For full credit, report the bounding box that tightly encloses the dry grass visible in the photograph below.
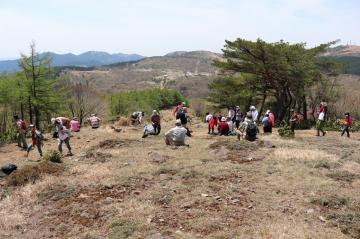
[1,112,360,238]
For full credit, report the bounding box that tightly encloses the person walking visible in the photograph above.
[13,115,28,150]
[341,112,352,138]
[316,109,326,136]
[58,126,73,156]
[26,125,43,158]
[208,114,218,134]
[234,106,242,129]
[151,110,161,135]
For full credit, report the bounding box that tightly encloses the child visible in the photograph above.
[341,112,352,138]
[209,115,218,134]
[26,125,43,158]
[58,126,73,156]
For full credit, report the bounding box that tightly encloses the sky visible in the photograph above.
[0,0,359,58]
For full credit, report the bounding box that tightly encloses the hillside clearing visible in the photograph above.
[1,112,360,238]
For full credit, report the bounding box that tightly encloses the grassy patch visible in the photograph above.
[6,162,64,187]
[310,195,348,209]
[326,170,359,182]
[155,167,179,176]
[42,150,62,163]
[109,219,137,239]
[181,169,201,180]
[37,183,76,201]
[327,212,360,239]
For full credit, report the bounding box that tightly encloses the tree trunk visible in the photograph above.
[34,106,40,129]
[28,97,33,124]
[302,94,308,122]
[258,90,267,119]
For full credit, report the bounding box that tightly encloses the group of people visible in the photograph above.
[205,106,275,141]
[14,114,101,159]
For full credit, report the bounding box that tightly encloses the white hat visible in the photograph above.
[175,119,182,125]
[221,117,226,122]
[250,106,256,111]
[29,124,34,128]
[266,110,270,114]
[51,118,56,124]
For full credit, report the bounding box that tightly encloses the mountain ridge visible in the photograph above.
[0,51,144,72]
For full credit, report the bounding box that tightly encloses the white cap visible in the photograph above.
[175,119,182,125]
[250,106,256,111]
[221,117,226,122]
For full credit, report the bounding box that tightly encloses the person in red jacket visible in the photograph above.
[217,117,230,136]
[209,114,218,134]
[266,110,275,133]
[341,112,352,138]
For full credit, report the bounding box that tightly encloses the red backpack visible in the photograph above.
[20,120,27,130]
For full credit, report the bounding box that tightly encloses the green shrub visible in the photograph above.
[109,219,137,239]
[107,88,187,117]
[278,125,294,138]
[0,127,17,145]
[43,150,62,163]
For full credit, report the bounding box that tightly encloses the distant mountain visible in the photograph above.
[323,45,360,76]
[61,50,221,98]
[0,51,144,72]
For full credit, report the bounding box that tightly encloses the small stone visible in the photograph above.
[201,193,209,197]
[306,209,314,214]
[159,174,170,181]
[319,216,326,222]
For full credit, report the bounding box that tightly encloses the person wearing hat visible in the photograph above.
[249,106,259,123]
[70,117,80,132]
[217,117,230,136]
[87,113,101,129]
[164,119,188,146]
[13,115,28,150]
[341,112,352,137]
[151,110,161,135]
[26,124,43,158]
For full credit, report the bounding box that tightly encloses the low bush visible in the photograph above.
[323,119,360,132]
[42,150,62,163]
[278,125,294,138]
[109,219,137,239]
[108,88,187,117]
[6,162,64,186]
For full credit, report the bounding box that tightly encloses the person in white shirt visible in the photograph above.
[249,106,259,123]
[165,119,188,146]
[58,126,73,156]
[205,112,213,123]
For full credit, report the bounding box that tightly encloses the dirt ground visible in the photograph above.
[1,111,360,239]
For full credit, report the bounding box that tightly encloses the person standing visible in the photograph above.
[262,114,271,133]
[58,126,73,156]
[289,109,300,133]
[13,115,28,149]
[249,106,259,123]
[341,112,352,138]
[267,110,275,133]
[234,106,242,129]
[151,110,161,135]
[208,114,218,134]
[316,109,326,136]
[26,125,43,158]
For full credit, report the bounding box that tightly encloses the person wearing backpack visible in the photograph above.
[13,115,28,149]
[26,125,43,158]
[262,113,271,133]
[341,112,352,138]
[151,110,161,135]
[246,119,258,141]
